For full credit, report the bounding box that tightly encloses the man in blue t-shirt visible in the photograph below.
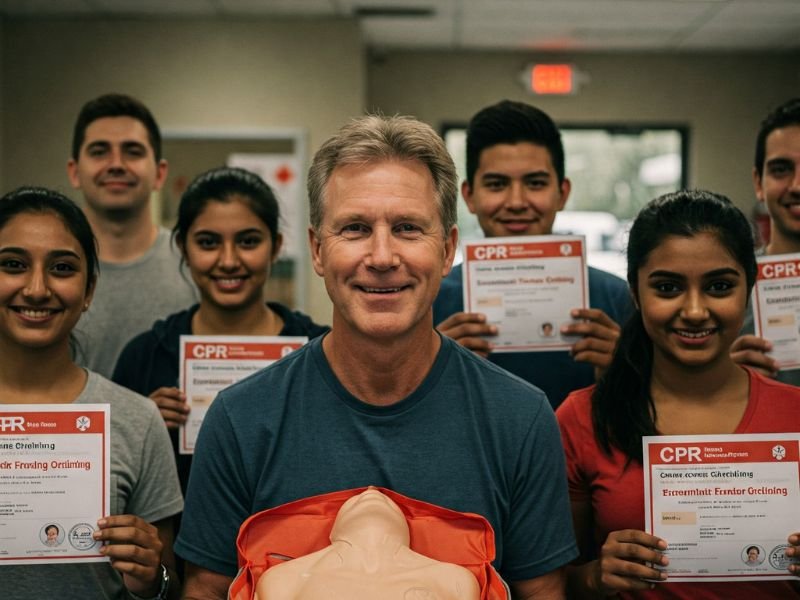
[433,100,632,408]
[177,115,577,599]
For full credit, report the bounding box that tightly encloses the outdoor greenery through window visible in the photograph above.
[442,124,688,279]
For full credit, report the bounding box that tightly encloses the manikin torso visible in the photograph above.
[255,489,480,600]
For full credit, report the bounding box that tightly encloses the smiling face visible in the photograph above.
[463,142,570,238]
[182,197,280,313]
[310,159,457,341]
[0,212,94,351]
[67,116,167,218]
[754,124,800,252]
[636,232,747,372]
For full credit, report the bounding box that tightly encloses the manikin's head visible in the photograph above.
[330,488,410,546]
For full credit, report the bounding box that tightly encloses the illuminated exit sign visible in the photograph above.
[524,64,581,95]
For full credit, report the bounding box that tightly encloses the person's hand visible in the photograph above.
[588,529,669,595]
[562,308,621,379]
[787,532,800,576]
[149,386,189,429]
[730,335,779,377]
[94,515,164,597]
[436,312,497,358]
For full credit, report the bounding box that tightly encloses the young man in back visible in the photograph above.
[67,93,196,378]
[731,97,800,385]
[433,100,632,408]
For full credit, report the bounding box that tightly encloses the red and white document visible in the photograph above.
[0,404,110,565]
[752,253,800,370]
[179,336,307,454]
[643,433,800,582]
[461,235,588,352]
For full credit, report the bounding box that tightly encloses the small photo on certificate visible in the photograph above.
[643,433,800,583]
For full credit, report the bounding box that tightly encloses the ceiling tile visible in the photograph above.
[0,0,796,52]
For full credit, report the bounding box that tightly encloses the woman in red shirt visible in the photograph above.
[557,189,800,599]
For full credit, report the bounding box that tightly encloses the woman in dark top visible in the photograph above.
[113,167,328,492]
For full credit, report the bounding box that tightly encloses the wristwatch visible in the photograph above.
[128,564,170,600]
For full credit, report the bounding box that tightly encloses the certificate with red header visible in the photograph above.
[0,404,110,565]
[461,235,589,352]
[643,433,800,582]
[179,336,307,454]
[752,252,800,370]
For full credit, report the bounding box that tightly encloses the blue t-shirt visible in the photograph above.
[433,264,633,408]
[175,335,577,583]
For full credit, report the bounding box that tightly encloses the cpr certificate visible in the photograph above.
[752,253,800,370]
[461,235,588,352]
[0,404,110,565]
[643,433,800,582]
[179,336,307,454]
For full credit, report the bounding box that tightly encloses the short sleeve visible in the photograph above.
[127,404,183,523]
[500,401,578,582]
[556,391,593,503]
[174,393,252,576]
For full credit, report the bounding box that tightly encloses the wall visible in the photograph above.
[1,17,366,323]
[368,50,800,212]
[3,23,800,321]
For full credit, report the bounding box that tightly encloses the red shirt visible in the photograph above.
[556,368,800,599]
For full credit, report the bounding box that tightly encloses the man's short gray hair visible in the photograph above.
[308,115,457,236]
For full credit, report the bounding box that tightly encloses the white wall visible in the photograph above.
[1,17,366,323]
[368,50,800,212]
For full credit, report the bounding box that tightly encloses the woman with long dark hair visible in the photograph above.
[557,189,800,598]
[0,187,181,599]
[113,166,328,492]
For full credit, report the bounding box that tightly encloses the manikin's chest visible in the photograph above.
[292,569,463,600]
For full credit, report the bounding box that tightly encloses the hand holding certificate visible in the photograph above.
[93,514,166,597]
[179,335,307,454]
[751,253,800,371]
[643,433,800,582]
[461,235,589,352]
[0,404,110,565]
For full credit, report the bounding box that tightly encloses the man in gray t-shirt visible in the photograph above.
[67,94,196,377]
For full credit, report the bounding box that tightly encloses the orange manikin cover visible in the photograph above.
[230,486,510,600]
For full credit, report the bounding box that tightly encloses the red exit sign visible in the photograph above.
[529,64,576,95]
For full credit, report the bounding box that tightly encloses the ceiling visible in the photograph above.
[0,0,797,52]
